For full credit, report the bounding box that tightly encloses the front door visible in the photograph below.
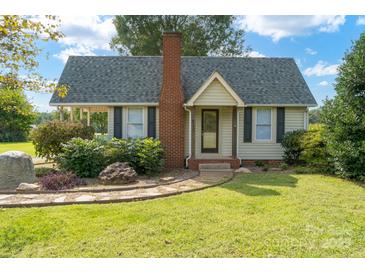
[202,109,219,153]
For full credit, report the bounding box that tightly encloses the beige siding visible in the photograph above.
[238,107,307,160]
[107,107,114,139]
[285,107,306,132]
[195,106,232,158]
[156,107,159,139]
[194,79,237,106]
[184,110,190,157]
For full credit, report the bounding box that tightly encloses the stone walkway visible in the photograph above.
[0,171,233,208]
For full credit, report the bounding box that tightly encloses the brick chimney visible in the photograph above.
[159,32,185,168]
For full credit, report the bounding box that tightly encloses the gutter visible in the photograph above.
[184,106,192,168]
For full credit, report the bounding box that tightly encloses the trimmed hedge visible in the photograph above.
[30,121,94,160]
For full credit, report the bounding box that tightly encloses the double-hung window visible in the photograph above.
[256,108,272,141]
[127,107,144,138]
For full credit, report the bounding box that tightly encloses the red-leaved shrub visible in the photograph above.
[39,172,86,191]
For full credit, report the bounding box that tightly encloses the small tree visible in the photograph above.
[0,88,35,141]
[322,33,365,181]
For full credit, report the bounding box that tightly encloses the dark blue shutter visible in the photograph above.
[244,107,252,143]
[147,107,156,138]
[114,107,123,138]
[276,107,285,143]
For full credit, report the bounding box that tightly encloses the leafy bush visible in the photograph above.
[279,162,289,170]
[39,172,85,191]
[255,160,265,167]
[56,138,106,178]
[35,167,58,177]
[30,121,94,160]
[281,129,305,165]
[300,124,334,173]
[106,138,164,174]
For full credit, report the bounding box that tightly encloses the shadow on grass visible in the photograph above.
[221,173,298,196]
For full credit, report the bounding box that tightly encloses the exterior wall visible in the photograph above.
[107,105,159,139]
[156,107,160,139]
[238,107,307,160]
[107,107,114,139]
[194,106,232,159]
[184,110,189,157]
[194,79,237,106]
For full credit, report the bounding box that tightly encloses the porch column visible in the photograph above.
[232,106,237,158]
[191,107,196,159]
[80,108,83,121]
[87,108,91,126]
[59,106,64,121]
[70,107,74,122]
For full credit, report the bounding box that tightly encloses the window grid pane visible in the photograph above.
[127,108,143,138]
[256,109,271,140]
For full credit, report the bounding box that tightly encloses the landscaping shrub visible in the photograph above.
[35,167,58,177]
[56,138,106,178]
[300,124,334,173]
[106,138,164,174]
[254,160,265,167]
[281,129,305,165]
[39,172,85,191]
[30,121,94,160]
[279,162,289,170]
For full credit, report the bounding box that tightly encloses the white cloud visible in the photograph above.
[318,81,329,86]
[304,61,339,77]
[247,50,266,57]
[54,44,96,63]
[305,48,317,55]
[51,16,116,63]
[356,17,365,25]
[240,16,345,42]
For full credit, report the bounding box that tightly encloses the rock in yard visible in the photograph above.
[269,167,282,172]
[0,151,36,190]
[99,162,137,185]
[234,167,252,173]
[159,176,175,183]
[16,183,40,192]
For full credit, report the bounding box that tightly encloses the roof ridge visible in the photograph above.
[67,55,294,60]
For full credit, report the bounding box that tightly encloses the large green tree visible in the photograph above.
[321,33,365,181]
[0,15,67,96]
[0,88,35,142]
[111,16,248,56]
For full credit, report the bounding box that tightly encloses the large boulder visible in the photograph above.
[16,182,41,192]
[0,151,36,190]
[99,162,137,185]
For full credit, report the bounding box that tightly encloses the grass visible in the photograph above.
[0,173,364,257]
[0,142,35,156]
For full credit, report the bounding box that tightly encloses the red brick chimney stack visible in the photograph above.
[159,32,185,168]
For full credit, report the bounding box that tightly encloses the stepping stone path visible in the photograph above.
[0,171,233,208]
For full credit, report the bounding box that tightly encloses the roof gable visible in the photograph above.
[186,71,244,106]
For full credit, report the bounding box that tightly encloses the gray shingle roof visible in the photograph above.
[50,56,317,106]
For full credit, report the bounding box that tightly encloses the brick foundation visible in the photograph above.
[188,158,241,171]
[241,159,283,166]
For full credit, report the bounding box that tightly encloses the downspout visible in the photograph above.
[184,105,192,168]
[236,108,242,166]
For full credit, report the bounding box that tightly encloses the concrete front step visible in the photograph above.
[199,163,231,171]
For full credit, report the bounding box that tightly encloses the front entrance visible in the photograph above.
[201,109,219,153]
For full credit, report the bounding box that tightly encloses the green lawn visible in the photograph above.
[0,173,364,257]
[0,142,35,156]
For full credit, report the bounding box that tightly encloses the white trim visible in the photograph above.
[246,103,317,107]
[253,107,274,143]
[236,108,242,166]
[50,102,159,106]
[185,71,245,107]
[184,106,192,168]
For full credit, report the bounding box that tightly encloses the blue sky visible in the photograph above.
[27,15,365,112]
